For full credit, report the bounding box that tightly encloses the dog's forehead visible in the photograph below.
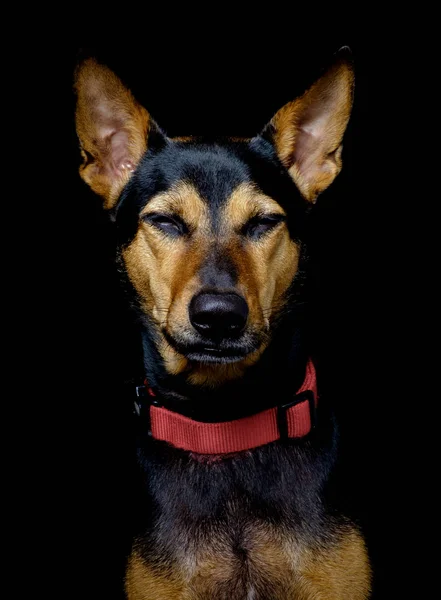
[132,139,305,211]
[138,142,252,210]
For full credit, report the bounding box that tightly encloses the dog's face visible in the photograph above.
[75,55,353,386]
[118,145,303,385]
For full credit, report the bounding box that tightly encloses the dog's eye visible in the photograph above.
[142,213,189,237]
[242,214,285,239]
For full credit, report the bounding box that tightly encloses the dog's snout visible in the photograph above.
[189,292,248,339]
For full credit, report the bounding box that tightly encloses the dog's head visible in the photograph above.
[74,52,353,387]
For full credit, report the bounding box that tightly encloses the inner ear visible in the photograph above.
[262,50,354,203]
[74,58,165,209]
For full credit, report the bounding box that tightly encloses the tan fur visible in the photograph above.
[126,525,370,599]
[270,59,354,202]
[74,59,150,209]
[125,554,185,599]
[296,529,371,599]
[122,182,299,387]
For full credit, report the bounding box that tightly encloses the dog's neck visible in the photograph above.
[140,318,310,423]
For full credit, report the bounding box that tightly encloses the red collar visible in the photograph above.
[148,360,318,455]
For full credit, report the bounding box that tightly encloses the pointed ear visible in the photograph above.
[262,50,354,202]
[74,58,162,209]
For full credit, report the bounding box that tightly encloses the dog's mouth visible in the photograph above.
[162,329,264,364]
[185,345,251,364]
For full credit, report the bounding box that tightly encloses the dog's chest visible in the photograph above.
[172,517,303,595]
[125,518,370,599]
[127,519,304,599]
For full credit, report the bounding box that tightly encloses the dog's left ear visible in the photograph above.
[262,49,354,202]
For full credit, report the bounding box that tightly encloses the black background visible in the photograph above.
[27,29,428,599]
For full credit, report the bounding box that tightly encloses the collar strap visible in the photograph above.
[148,360,317,455]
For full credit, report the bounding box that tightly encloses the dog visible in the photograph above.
[74,48,371,599]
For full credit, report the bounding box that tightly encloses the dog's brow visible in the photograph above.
[221,183,286,226]
[140,183,206,217]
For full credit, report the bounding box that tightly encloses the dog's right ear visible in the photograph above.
[74,58,163,210]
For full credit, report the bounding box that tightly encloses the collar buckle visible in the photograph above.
[277,389,316,440]
[133,384,147,417]
[134,383,161,409]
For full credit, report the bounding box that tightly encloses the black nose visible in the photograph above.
[189,292,249,339]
